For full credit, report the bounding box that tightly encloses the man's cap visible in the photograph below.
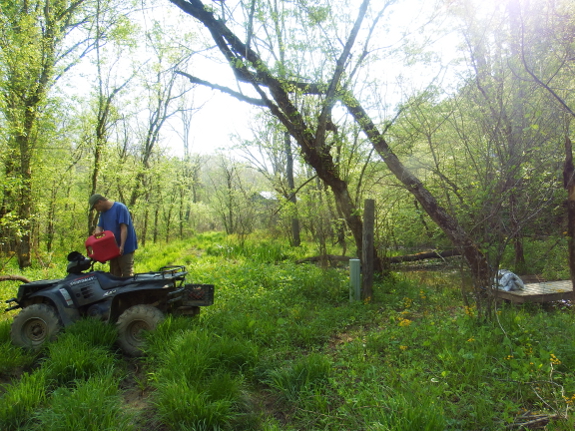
[89,194,105,210]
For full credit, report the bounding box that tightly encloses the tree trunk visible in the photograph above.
[165,204,172,243]
[153,208,159,244]
[16,134,33,269]
[46,186,57,253]
[285,132,301,247]
[88,139,103,234]
[141,208,149,247]
[362,199,374,301]
[563,137,575,284]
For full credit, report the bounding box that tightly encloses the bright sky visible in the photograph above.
[164,87,256,157]
[59,0,467,159]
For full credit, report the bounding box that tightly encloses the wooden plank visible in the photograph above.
[496,280,574,303]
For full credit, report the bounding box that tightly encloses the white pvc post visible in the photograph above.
[349,258,361,302]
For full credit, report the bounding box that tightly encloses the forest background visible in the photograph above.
[1,0,575,314]
[2,1,575,429]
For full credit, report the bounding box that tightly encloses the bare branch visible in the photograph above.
[175,71,266,106]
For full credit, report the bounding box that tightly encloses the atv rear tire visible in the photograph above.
[116,305,164,357]
[11,304,62,350]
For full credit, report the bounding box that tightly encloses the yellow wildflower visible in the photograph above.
[550,353,562,365]
[398,318,412,327]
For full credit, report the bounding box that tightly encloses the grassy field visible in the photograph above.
[1,233,574,430]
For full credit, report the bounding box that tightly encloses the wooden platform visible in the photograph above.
[496,280,574,303]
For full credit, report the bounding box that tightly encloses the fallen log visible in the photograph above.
[296,250,460,266]
[0,275,31,283]
[295,255,351,265]
[387,249,460,264]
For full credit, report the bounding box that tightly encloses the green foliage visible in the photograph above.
[204,236,292,263]
[499,237,570,279]
[134,238,196,272]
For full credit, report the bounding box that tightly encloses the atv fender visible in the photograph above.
[24,290,81,326]
[108,284,173,322]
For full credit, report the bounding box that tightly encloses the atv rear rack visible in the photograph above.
[132,265,188,282]
[159,265,186,276]
[167,283,215,306]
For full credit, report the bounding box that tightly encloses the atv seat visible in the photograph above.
[93,272,135,290]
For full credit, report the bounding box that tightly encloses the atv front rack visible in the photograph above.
[5,279,63,312]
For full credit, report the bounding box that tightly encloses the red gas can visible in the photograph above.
[85,231,121,263]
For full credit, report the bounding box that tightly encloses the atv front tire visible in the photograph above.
[11,303,62,350]
[116,305,164,357]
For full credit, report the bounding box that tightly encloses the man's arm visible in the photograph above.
[119,223,128,255]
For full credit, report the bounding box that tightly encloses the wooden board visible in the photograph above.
[496,280,574,303]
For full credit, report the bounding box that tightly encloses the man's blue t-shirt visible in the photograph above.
[97,202,138,254]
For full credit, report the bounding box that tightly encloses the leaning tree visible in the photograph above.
[167,0,497,311]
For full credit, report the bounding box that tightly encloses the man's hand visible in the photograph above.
[93,226,104,235]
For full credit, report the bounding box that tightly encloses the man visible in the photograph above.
[89,194,137,277]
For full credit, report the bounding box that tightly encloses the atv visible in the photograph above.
[5,252,214,356]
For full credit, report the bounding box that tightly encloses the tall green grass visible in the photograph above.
[32,372,134,431]
[0,319,127,431]
[0,320,37,373]
[0,370,48,430]
[146,325,258,430]
[267,353,332,404]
